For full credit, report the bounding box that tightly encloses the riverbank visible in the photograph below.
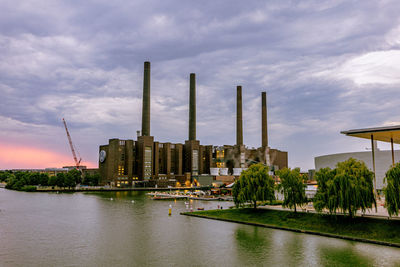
[20,186,211,192]
[181,208,400,248]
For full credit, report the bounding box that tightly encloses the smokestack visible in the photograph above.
[236,86,243,146]
[189,73,196,140]
[262,91,268,147]
[141,61,150,136]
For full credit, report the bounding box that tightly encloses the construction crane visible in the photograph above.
[62,118,82,169]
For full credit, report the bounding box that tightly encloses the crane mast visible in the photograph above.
[62,118,81,169]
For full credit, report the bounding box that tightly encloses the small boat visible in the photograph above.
[197,207,204,210]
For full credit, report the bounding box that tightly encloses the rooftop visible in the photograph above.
[341,125,400,144]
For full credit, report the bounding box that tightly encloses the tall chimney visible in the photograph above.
[261,91,268,147]
[236,86,243,146]
[141,61,150,136]
[189,73,196,140]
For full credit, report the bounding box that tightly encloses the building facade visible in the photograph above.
[98,62,288,187]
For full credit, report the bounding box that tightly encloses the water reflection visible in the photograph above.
[318,244,374,267]
[234,227,271,265]
[1,189,400,267]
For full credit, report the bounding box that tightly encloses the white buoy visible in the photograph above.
[110,198,113,201]
[131,200,135,203]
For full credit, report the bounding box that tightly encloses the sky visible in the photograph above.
[1,0,400,170]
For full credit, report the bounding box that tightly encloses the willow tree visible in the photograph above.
[384,163,400,216]
[232,163,275,209]
[314,158,376,217]
[313,167,336,213]
[277,168,307,213]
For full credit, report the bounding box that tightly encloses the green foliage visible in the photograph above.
[314,158,376,217]
[0,170,13,182]
[82,173,100,186]
[277,168,308,213]
[5,175,18,190]
[233,163,275,209]
[313,167,336,213]
[56,173,65,188]
[39,173,49,186]
[4,171,39,191]
[21,185,37,192]
[68,169,82,184]
[48,176,57,186]
[64,173,76,188]
[384,163,400,216]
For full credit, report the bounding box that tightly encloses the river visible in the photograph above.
[0,188,399,266]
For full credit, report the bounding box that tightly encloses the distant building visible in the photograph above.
[98,62,288,187]
[62,165,87,171]
[9,168,69,176]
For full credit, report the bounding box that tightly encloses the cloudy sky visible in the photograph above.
[1,0,400,170]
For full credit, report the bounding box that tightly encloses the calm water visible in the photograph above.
[1,188,400,267]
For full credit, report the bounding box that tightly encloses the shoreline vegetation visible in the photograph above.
[182,208,400,247]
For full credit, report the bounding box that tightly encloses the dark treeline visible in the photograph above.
[1,170,100,191]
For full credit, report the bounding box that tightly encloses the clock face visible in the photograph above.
[99,150,106,163]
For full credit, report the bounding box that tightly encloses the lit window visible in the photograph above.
[118,165,125,175]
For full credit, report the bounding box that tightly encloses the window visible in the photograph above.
[144,146,152,179]
[118,165,125,175]
[119,140,125,146]
[121,154,125,161]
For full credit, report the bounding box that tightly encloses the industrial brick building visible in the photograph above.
[98,62,287,187]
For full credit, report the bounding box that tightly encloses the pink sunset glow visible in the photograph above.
[0,143,96,169]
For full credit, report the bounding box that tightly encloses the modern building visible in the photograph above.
[316,125,400,191]
[98,62,288,187]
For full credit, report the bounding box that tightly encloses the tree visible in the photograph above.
[384,163,400,216]
[39,173,49,186]
[233,163,275,209]
[0,171,12,182]
[277,168,307,213]
[314,158,376,217]
[64,172,76,189]
[313,167,336,213]
[68,169,82,185]
[29,173,40,185]
[48,176,57,186]
[83,173,100,186]
[56,173,65,188]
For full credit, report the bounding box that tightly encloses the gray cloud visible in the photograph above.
[1,0,400,169]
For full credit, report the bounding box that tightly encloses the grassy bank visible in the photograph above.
[183,208,400,246]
